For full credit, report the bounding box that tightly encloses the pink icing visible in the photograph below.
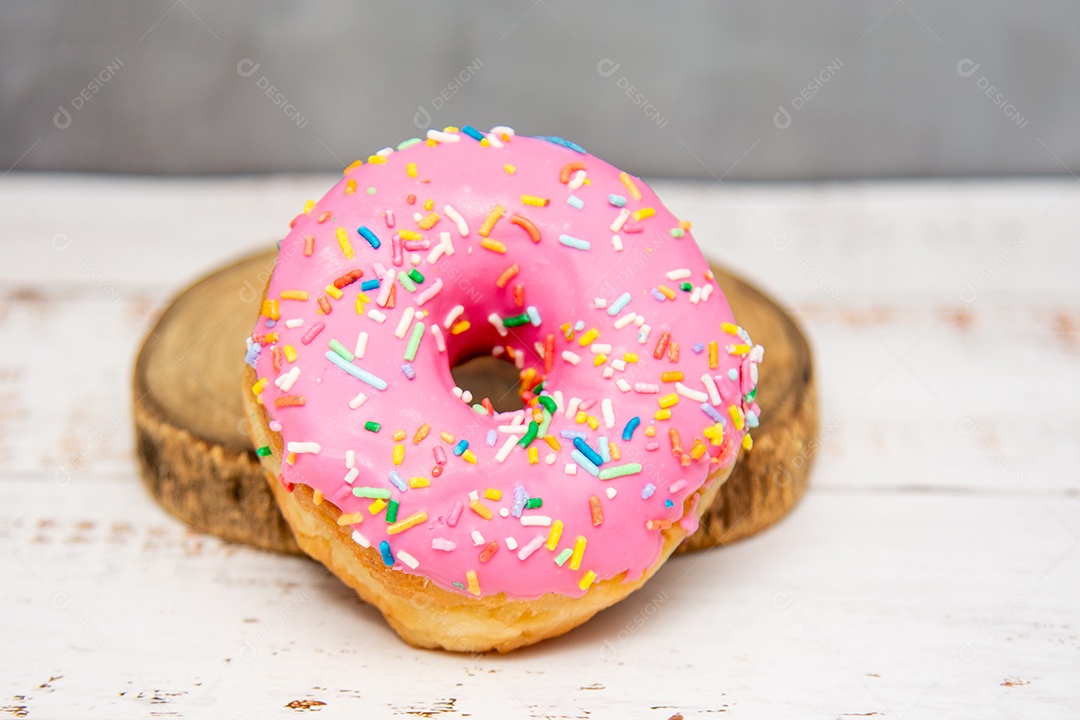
[247,127,761,600]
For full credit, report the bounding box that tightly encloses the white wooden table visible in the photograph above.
[1,174,1077,718]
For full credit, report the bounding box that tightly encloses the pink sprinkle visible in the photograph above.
[644,441,660,452]
[416,278,444,306]
[331,485,352,504]
[447,501,464,527]
[434,446,447,465]
[385,210,395,228]
[621,222,644,234]
[300,322,325,345]
[403,239,431,251]
[669,479,689,493]
[392,235,403,267]
[432,537,456,551]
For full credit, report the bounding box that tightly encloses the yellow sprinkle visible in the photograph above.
[644,425,656,437]
[462,449,477,464]
[469,500,493,520]
[280,290,310,301]
[393,429,407,442]
[443,126,459,132]
[690,438,707,459]
[578,328,600,347]
[345,178,356,196]
[426,139,437,146]
[451,320,471,335]
[654,409,672,421]
[478,204,505,237]
[704,423,725,445]
[398,229,422,241]
[660,371,684,382]
[657,285,677,300]
[743,434,754,450]
[409,476,430,488]
[659,393,679,409]
[721,322,740,335]
[528,446,539,464]
[303,199,315,214]
[609,442,620,461]
[355,296,365,315]
[336,512,364,526]
[324,284,343,300]
[729,405,745,430]
[631,207,655,222]
[283,345,297,362]
[728,344,751,356]
[368,498,387,515]
[344,159,363,175]
[413,424,430,444]
[546,520,564,550]
[264,332,279,344]
[392,443,405,465]
[335,227,354,259]
[619,171,642,200]
[586,416,600,430]
[479,138,490,147]
[480,238,507,254]
[574,411,588,425]
[484,488,502,501]
[624,353,639,363]
[367,155,387,164]
[285,452,295,465]
[466,569,481,596]
[578,570,597,591]
[440,431,455,444]
[252,378,268,395]
[406,162,417,178]
[544,435,561,452]
[569,536,587,570]
[593,353,607,367]
[418,212,440,230]
[521,195,550,207]
[504,164,516,174]
[387,511,428,535]
[312,489,323,506]
[261,299,279,320]
[424,198,434,211]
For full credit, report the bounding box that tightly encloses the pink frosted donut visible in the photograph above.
[244,126,762,651]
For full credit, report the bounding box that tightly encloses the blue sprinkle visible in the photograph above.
[453,439,469,456]
[358,225,381,249]
[622,416,641,441]
[511,485,529,518]
[607,291,631,316]
[559,234,591,251]
[388,471,408,492]
[665,499,675,508]
[461,125,485,141]
[567,195,584,210]
[486,429,497,447]
[650,288,667,301]
[265,319,277,328]
[560,429,587,440]
[597,436,611,463]
[572,437,604,467]
[608,194,627,207]
[574,320,585,331]
[570,449,601,476]
[244,344,262,368]
[701,403,725,423]
[692,343,705,354]
[379,540,394,566]
[526,305,542,326]
[641,483,656,499]
[401,363,416,380]
[535,135,586,153]
[746,411,759,428]
[728,368,739,381]
[360,279,381,292]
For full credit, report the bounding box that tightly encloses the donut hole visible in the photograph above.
[449,355,524,413]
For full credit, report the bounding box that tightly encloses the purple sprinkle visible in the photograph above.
[650,288,666,301]
[701,403,725,423]
[401,363,416,379]
[641,483,656,499]
[486,429,497,446]
[560,430,587,440]
[511,486,529,518]
[692,342,704,354]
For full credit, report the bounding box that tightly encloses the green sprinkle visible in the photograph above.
[366,187,377,195]
[670,228,685,238]
[396,137,422,150]
[364,421,382,433]
[472,403,488,414]
[517,420,539,447]
[255,446,272,457]
[328,338,354,361]
[452,581,466,590]
[404,321,425,361]
[385,499,400,523]
[408,268,424,284]
[525,497,543,509]
[598,462,643,480]
[537,395,557,414]
[679,282,693,292]
[502,312,531,327]
[398,271,417,292]
[352,487,391,499]
[532,380,545,394]
[554,548,573,566]
[537,408,553,439]
[746,387,757,402]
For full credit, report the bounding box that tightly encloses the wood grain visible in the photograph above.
[132,249,817,556]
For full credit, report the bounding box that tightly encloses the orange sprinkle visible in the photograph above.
[543,333,555,374]
[646,518,673,531]
[513,283,525,307]
[413,423,431,444]
[317,296,332,314]
[303,234,314,256]
[657,285,677,300]
[690,438,707,459]
[668,342,680,362]
[660,371,684,382]
[261,299,280,320]
[708,341,719,369]
[480,238,507,254]
[589,496,603,526]
[669,428,684,456]
[418,212,439,229]
[344,179,356,196]
[510,214,541,243]
[451,320,471,335]
[440,431,455,444]
[619,171,642,200]
[469,500,493,520]
[312,489,323,505]
[478,204,505,237]
[274,395,306,408]
[608,441,621,461]
[466,569,481,596]
[344,159,363,175]
[559,161,586,183]
[336,512,364,526]
[478,540,499,562]
[496,264,520,288]
[393,429,406,442]
[317,210,332,223]
[544,435,561,452]
[653,331,671,359]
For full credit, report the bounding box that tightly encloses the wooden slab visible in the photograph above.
[133,249,817,556]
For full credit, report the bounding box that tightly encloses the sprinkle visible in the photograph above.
[432,538,456,551]
[379,540,394,566]
[404,321,425,361]
[466,570,481,596]
[601,399,616,429]
[481,238,507,254]
[478,540,499,562]
[589,496,604,526]
[559,234,591,251]
[396,550,419,569]
[562,350,580,365]
[676,382,709,402]
[567,195,584,210]
[612,234,624,251]
[286,441,320,455]
[572,437,604,466]
[488,313,508,337]
[729,405,745,430]
[701,403,725,423]
[708,341,719,369]
[656,285,677,300]
[510,214,541,243]
[300,322,325,345]
[622,417,641,441]
[348,392,368,409]
[364,421,382,433]
[478,205,505,237]
[387,511,428,535]
[392,444,405,465]
[598,462,642,480]
[325,351,387,390]
[607,292,631,317]
[387,470,407,492]
[427,128,460,143]
[631,207,655,222]
[337,512,364,526]
[653,331,671,359]
[447,501,464,527]
[554,548,573,566]
[702,374,721,405]
[385,499,400,523]
[525,496,543,510]
[443,205,469,236]
[571,449,601,476]
[518,536,545,560]
[579,570,597,591]
[546,520,564,550]
[356,225,381,250]
[470,500,494,520]
[353,487,391,499]
[618,171,642,200]
[569,536,587,570]
[495,264,520,288]
[658,393,679,409]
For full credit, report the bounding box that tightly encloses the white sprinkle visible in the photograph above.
[490,125,515,138]
[634,315,646,326]
[638,324,652,344]
[427,129,460,143]
[545,453,557,464]
[666,268,692,281]
[431,324,446,352]
[564,463,578,475]
[375,146,394,157]
[284,318,304,328]
[702,374,722,405]
[416,277,444,305]
[612,234,624,251]
[613,312,638,330]
[690,286,702,304]
[452,386,463,398]
[499,508,510,518]
[562,350,581,365]
[605,487,618,499]
[395,307,415,339]
[444,304,465,328]
[497,425,529,434]
[376,268,396,306]
[396,550,419,569]
[634,382,660,394]
[565,397,582,419]
[594,297,608,309]
[343,468,359,485]
[610,208,631,232]
[495,435,519,462]
[349,392,368,409]
[591,343,612,354]
[355,331,369,358]
[432,537,456,551]
[345,450,356,468]
[602,398,616,429]
[601,366,614,379]
[676,382,709,402]
[517,535,545,560]
[461,390,473,403]
[426,242,447,264]
[443,206,469,237]
[615,378,632,393]
[701,283,714,302]
[412,211,425,224]
[505,537,519,551]
[520,515,552,527]
[553,390,565,412]
[351,530,370,548]
[751,344,765,363]
[276,366,300,392]
[468,490,480,501]
[488,313,508,337]
[471,530,485,546]
[611,359,627,371]
[286,441,321,454]
[568,169,587,189]
[367,309,387,323]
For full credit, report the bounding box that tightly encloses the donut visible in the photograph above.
[242,126,763,652]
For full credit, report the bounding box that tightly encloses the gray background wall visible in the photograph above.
[2,1,1077,180]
